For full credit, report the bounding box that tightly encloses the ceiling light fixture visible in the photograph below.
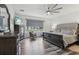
[47,11,51,15]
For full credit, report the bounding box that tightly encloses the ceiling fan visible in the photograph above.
[45,4,63,15]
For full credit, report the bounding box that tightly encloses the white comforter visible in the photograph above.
[51,32,77,47]
[63,34,77,47]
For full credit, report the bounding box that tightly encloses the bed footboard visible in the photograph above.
[43,32,64,49]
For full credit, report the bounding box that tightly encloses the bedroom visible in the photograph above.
[0,4,79,55]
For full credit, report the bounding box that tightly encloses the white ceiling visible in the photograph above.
[7,4,79,19]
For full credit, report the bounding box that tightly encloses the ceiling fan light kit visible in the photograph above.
[47,11,52,15]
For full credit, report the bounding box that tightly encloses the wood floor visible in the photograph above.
[68,44,79,53]
[18,37,79,55]
[19,37,45,55]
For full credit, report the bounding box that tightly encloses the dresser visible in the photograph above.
[0,35,17,55]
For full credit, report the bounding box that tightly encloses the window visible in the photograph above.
[27,19,43,31]
[14,16,22,25]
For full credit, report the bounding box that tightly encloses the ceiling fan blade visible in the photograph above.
[53,11,60,13]
[51,4,58,9]
[54,7,63,10]
[50,13,53,15]
[40,11,48,15]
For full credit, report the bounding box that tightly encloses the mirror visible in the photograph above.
[0,4,10,33]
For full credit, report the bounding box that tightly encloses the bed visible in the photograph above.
[43,32,77,49]
[43,23,78,49]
